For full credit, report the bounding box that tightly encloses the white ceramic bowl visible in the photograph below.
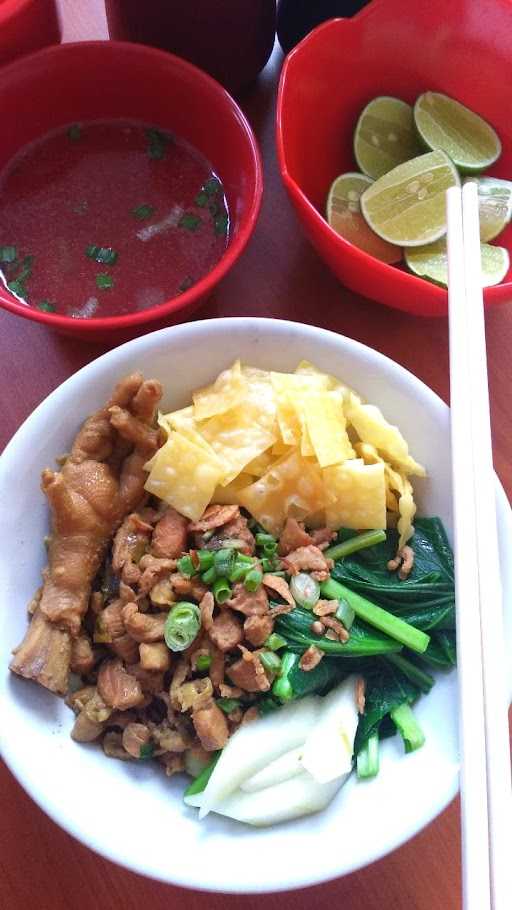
[1,317,511,893]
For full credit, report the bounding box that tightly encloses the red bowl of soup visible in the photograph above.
[0,41,262,338]
[0,0,60,66]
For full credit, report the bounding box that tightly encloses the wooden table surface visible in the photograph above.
[1,3,511,908]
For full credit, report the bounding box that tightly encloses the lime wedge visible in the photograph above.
[326,172,401,263]
[464,176,512,242]
[353,96,423,179]
[405,238,509,288]
[360,150,460,246]
[414,92,501,173]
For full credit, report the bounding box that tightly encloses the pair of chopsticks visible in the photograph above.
[446,182,512,910]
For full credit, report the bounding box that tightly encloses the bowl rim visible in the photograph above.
[2,316,512,891]
[0,0,40,27]
[275,12,512,316]
[0,40,263,332]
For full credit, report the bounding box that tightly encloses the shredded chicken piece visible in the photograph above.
[122,722,152,758]
[66,685,97,714]
[322,615,349,643]
[102,730,131,760]
[126,662,165,695]
[9,609,71,694]
[89,591,104,615]
[139,642,171,672]
[109,633,140,664]
[387,545,415,580]
[278,518,313,556]
[151,507,188,559]
[151,720,191,753]
[121,602,167,642]
[208,609,243,652]
[227,582,269,616]
[97,658,144,709]
[169,573,207,602]
[71,689,111,742]
[313,599,338,617]
[138,556,177,595]
[97,599,125,641]
[243,613,274,647]
[112,512,151,575]
[188,504,240,532]
[27,586,43,616]
[159,753,186,776]
[241,706,260,725]
[282,545,333,581]
[310,620,325,636]
[220,514,256,555]
[199,591,214,632]
[262,574,295,607]
[299,645,323,671]
[170,657,189,709]
[192,701,229,751]
[209,645,225,691]
[71,710,105,743]
[310,528,336,549]
[269,602,294,618]
[219,682,242,699]
[70,633,95,674]
[177,678,214,712]
[227,647,271,692]
[355,676,366,714]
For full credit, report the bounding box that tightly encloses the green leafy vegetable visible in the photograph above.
[86,246,118,265]
[203,177,221,196]
[195,654,212,672]
[131,204,155,220]
[67,123,82,142]
[146,128,172,160]
[0,246,16,263]
[275,606,403,657]
[416,630,457,669]
[356,731,380,779]
[324,529,386,561]
[195,191,209,207]
[37,300,56,313]
[179,212,201,232]
[354,659,420,754]
[139,742,155,760]
[184,752,221,798]
[259,651,282,674]
[390,702,425,753]
[385,652,434,694]
[216,698,240,714]
[96,273,114,290]
[271,650,349,703]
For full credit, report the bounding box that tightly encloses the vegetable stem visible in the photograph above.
[320,578,430,654]
[324,529,386,561]
[390,702,425,753]
[356,732,380,779]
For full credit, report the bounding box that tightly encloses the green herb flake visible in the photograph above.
[37,300,56,313]
[139,742,155,760]
[178,276,194,293]
[203,177,221,196]
[146,128,172,160]
[67,123,82,142]
[96,273,114,290]
[7,279,26,298]
[86,245,118,265]
[0,246,17,263]
[195,191,209,208]
[179,212,201,232]
[131,204,155,220]
[214,212,229,236]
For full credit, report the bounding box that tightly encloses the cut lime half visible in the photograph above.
[326,172,401,263]
[464,176,512,242]
[414,92,501,173]
[353,96,423,180]
[405,238,509,288]
[360,149,460,247]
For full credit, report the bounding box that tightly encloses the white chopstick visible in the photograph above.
[446,182,512,910]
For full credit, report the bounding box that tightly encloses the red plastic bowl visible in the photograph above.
[277,0,512,317]
[0,0,60,65]
[0,41,262,338]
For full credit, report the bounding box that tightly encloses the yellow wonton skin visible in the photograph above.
[211,474,253,506]
[144,432,226,522]
[239,449,329,536]
[347,395,426,477]
[201,404,276,486]
[192,360,247,421]
[397,474,416,550]
[302,390,355,467]
[270,371,329,446]
[323,460,387,530]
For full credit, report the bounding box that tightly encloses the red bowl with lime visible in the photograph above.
[276,0,512,317]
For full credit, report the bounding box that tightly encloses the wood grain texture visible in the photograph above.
[1,2,510,908]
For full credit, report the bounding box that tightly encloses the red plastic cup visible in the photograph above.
[0,0,60,66]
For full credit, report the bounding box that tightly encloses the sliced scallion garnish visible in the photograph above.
[86,245,118,265]
[203,176,221,196]
[96,273,114,290]
[146,127,172,160]
[214,211,229,236]
[37,300,56,313]
[0,245,17,263]
[179,212,201,232]
[131,204,155,220]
